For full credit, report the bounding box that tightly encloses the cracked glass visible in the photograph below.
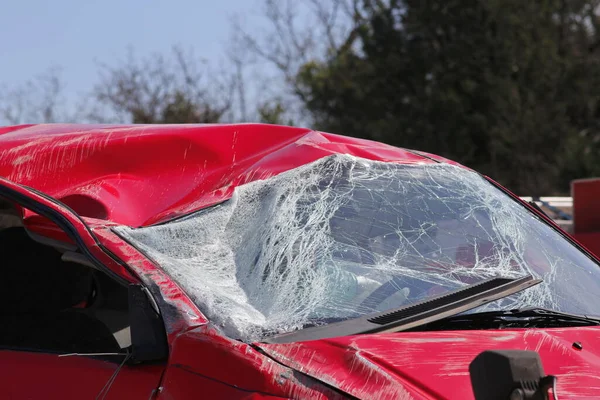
[116,154,600,342]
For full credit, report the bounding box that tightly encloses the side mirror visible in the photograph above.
[128,284,169,363]
[469,350,557,400]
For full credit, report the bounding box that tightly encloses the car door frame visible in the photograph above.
[0,177,168,399]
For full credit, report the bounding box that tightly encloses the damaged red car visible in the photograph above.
[1,123,599,399]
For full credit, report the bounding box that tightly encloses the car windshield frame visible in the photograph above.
[114,154,600,342]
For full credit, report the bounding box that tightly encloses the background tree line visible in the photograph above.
[2,0,600,195]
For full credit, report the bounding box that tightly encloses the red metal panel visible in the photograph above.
[571,232,600,258]
[155,367,291,400]
[1,350,164,399]
[158,325,346,399]
[572,178,600,234]
[0,124,434,227]
[258,327,600,399]
[3,124,600,399]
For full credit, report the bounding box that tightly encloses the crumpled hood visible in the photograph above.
[0,123,448,227]
[257,327,600,399]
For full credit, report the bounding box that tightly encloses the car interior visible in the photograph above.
[0,198,131,355]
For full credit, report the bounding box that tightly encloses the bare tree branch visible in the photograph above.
[93,46,233,123]
[0,67,71,124]
[228,0,360,125]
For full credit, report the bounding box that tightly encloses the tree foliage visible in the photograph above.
[257,99,295,125]
[247,0,600,194]
[3,1,600,194]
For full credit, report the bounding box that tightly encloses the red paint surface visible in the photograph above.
[157,325,345,400]
[259,327,600,399]
[2,123,600,399]
[0,124,434,227]
[570,178,600,256]
[0,350,164,399]
[572,178,600,234]
[572,232,600,258]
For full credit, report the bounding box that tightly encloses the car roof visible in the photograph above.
[0,123,463,226]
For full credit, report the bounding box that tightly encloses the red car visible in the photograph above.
[0,123,598,399]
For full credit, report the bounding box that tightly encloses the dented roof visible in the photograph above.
[0,124,450,227]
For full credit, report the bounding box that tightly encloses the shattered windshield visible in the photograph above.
[116,154,600,342]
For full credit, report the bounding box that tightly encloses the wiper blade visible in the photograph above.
[264,275,541,344]
[415,307,600,331]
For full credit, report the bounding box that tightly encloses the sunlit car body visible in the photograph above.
[0,123,599,399]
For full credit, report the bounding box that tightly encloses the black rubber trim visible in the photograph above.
[369,278,515,325]
[146,199,230,228]
[401,148,442,163]
[264,275,541,344]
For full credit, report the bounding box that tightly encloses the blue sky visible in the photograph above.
[1,0,253,99]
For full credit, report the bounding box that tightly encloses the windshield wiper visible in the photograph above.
[264,275,542,344]
[411,307,600,331]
